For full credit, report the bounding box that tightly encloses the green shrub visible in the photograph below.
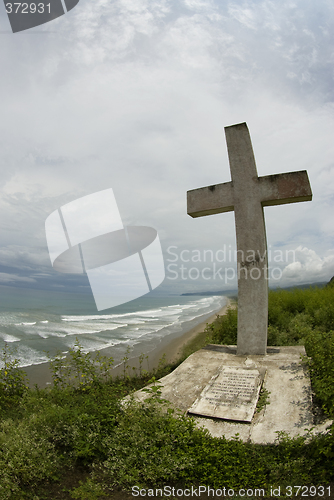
[205,307,237,345]
[183,433,269,489]
[0,419,60,499]
[312,303,334,331]
[70,477,107,499]
[95,398,196,488]
[267,431,317,486]
[29,386,120,464]
[304,329,334,416]
[47,339,114,390]
[0,344,28,408]
[268,285,334,334]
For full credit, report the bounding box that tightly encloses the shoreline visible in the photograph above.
[111,300,231,378]
[23,300,231,388]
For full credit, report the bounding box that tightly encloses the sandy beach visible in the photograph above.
[24,300,231,388]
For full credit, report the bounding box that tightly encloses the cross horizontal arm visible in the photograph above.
[187,181,234,218]
[259,170,312,207]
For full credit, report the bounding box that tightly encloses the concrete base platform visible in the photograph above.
[132,345,332,444]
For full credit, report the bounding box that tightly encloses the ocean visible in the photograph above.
[0,285,227,370]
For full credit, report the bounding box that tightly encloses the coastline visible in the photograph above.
[110,299,231,378]
[23,300,231,388]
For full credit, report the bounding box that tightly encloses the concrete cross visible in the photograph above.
[187,122,312,355]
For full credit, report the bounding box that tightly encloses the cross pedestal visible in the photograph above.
[187,122,312,355]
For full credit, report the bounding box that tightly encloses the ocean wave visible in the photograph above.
[0,333,21,343]
[15,322,37,326]
[0,295,227,368]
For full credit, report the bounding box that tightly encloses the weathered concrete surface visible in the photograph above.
[187,122,312,355]
[131,345,332,444]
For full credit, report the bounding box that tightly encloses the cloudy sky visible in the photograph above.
[0,0,333,296]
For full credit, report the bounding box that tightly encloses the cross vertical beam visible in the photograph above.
[225,123,268,354]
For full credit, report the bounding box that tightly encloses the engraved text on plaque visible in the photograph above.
[188,367,263,422]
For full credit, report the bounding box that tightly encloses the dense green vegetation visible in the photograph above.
[0,284,333,499]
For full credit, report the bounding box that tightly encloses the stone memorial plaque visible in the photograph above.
[188,367,263,422]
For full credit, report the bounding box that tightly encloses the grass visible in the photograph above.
[0,284,333,499]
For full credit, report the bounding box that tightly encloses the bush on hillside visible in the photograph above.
[205,307,237,344]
